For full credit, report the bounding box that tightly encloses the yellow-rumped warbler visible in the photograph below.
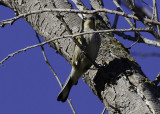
[57,15,101,102]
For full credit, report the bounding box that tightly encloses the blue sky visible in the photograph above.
[0,1,160,114]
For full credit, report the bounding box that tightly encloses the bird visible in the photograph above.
[57,14,101,102]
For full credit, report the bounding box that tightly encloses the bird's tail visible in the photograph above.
[57,76,73,102]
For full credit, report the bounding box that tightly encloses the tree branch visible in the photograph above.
[2,28,159,65]
[153,0,160,36]
[1,1,160,113]
[1,8,160,27]
[35,32,76,113]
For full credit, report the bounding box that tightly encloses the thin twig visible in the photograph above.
[0,28,159,65]
[35,33,63,87]
[124,0,160,40]
[112,0,160,43]
[35,33,76,114]
[45,2,77,112]
[112,0,134,28]
[128,38,139,49]
[153,0,160,36]
[112,0,144,46]
[141,0,153,9]
[112,0,144,44]
[101,107,106,114]
[132,0,137,40]
[0,8,160,27]
[112,0,121,28]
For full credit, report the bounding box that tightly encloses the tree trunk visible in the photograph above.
[1,0,160,113]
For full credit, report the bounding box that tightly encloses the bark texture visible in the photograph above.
[1,0,160,113]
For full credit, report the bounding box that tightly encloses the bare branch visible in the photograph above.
[112,0,134,27]
[35,33,76,114]
[112,0,160,45]
[128,38,139,49]
[112,0,121,28]
[140,35,160,46]
[101,107,106,114]
[132,0,139,44]
[1,1,160,113]
[153,0,160,36]
[1,28,160,65]
[1,9,160,27]
[112,0,143,46]
[141,0,153,9]
[124,0,160,40]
